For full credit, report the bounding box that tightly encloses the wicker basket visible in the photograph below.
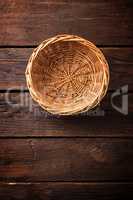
[26,34,109,115]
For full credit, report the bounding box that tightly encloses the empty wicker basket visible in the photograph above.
[26,34,109,115]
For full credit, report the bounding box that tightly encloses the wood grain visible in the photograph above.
[0,0,132,46]
[0,1,132,198]
[0,138,133,181]
[0,92,132,137]
[0,48,133,90]
[0,182,133,200]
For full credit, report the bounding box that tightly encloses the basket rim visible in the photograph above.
[25,34,110,115]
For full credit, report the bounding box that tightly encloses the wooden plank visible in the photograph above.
[0,0,132,45]
[0,138,133,181]
[0,48,133,90]
[0,92,132,137]
[0,182,133,200]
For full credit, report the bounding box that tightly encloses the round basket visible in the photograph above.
[26,34,109,115]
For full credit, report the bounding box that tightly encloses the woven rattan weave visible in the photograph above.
[26,34,109,115]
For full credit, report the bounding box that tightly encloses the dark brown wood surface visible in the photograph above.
[0,183,133,200]
[0,92,132,137]
[0,138,133,181]
[0,0,132,199]
[0,0,133,46]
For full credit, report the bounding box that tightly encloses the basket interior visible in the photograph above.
[30,40,106,114]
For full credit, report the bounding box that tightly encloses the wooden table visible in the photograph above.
[0,1,133,199]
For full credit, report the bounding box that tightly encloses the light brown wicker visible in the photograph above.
[26,34,109,115]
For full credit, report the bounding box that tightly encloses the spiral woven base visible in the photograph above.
[26,34,109,115]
